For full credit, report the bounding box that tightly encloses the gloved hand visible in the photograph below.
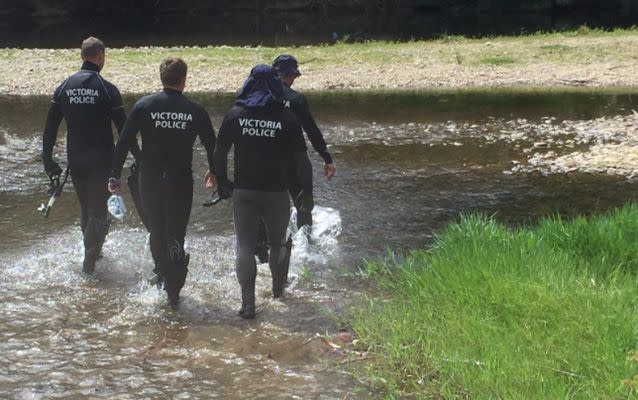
[295,190,314,229]
[108,177,121,194]
[295,190,314,213]
[217,178,234,200]
[43,157,62,178]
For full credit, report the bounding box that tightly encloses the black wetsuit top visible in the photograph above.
[214,104,311,192]
[43,61,128,168]
[282,85,333,164]
[111,88,216,179]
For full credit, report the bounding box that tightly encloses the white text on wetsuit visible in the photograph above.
[151,112,193,130]
[66,88,99,104]
[238,118,282,137]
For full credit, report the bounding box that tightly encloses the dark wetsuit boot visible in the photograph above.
[149,268,165,289]
[238,281,256,319]
[164,241,189,309]
[82,216,109,274]
[271,237,292,298]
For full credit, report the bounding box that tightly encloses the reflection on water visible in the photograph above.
[1,91,638,398]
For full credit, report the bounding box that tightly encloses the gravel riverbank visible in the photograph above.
[1,31,638,96]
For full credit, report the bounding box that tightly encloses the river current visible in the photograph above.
[1,91,637,399]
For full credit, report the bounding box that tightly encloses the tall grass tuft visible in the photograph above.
[352,204,638,399]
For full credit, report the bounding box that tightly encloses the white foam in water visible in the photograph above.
[106,234,240,325]
[0,226,152,292]
[1,228,84,290]
[1,206,342,326]
[288,205,342,267]
[108,207,342,324]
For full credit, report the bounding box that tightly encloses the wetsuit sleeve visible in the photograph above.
[110,88,141,160]
[197,108,216,172]
[213,113,235,184]
[296,94,333,164]
[42,91,64,162]
[289,121,313,193]
[111,102,143,179]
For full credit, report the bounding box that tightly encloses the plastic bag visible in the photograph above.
[107,194,127,221]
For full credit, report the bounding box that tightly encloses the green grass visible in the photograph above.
[99,26,638,67]
[481,55,516,65]
[351,204,638,399]
[540,44,574,53]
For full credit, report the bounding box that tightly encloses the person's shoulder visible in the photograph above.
[53,77,71,96]
[185,97,209,115]
[65,69,84,81]
[55,69,83,92]
[99,75,120,91]
[284,85,304,101]
[132,93,158,110]
[225,104,246,118]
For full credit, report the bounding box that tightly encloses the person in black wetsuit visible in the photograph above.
[42,36,138,274]
[213,65,312,319]
[273,54,336,186]
[108,57,216,308]
[253,55,337,262]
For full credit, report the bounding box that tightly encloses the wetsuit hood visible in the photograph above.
[235,64,284,109]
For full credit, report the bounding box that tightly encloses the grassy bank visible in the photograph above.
[351,204,638,398]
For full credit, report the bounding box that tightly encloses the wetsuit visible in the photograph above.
[253,85,330,261]
[111,88,216,304]
[42,61,133,272]
[214,103,311,318]
[283,84,332,226]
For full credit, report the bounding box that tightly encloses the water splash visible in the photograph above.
[288,205,342,266]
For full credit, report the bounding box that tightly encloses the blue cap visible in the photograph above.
[272,54,301,77]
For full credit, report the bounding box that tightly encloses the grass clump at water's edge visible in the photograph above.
[350,203,638,399]
[480,55,516,65]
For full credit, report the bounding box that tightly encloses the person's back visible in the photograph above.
[54,64,123,167]
[219,103,303,192]
[112,89,214,177]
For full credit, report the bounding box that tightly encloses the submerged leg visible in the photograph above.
[162,176,193,309]
[82,216,109,274]
[164,240,189,309]
[255,220,269,264]
[262,191,291,298]
[72,166,109,274]
[139,171,168,285]
[233,189,261,319]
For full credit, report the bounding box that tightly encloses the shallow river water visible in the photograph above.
[1,91,638,399]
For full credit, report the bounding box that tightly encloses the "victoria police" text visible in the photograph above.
[66,88,99,104]
[151,112,193,129]
[238,118,281,137]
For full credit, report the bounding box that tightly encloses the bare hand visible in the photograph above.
[324,163,336,180]
[204,170,217,189]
